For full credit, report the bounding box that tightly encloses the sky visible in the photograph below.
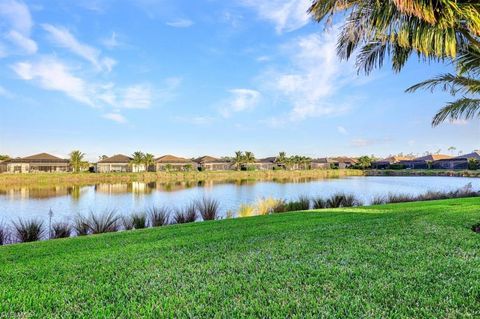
[0,0,478,161]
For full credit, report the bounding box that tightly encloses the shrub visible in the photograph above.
[0,222,10,245]
[326,193,362,208]
[312,197,328,209]
[87,210,120,234]
[387,193,416,203]
[131,213,147,229]
[73,215,90,236]
[237,204,255,218]
[371,196,387,205]
[51,222,72,239]
[285,196,310,211]
[173,204,197,224]
[196,197,220,220]
[12,218,45,243]
[148,206,170,227]
[256,198,285,215]
[121,216,134,230]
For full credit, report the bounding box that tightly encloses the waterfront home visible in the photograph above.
[156,155,197,171]
[0,160,6,173]
[2,153,70,173]
[311,158,338,169]
[253,157,277,170]
[432,151,480,170]
[372,156,415,169]
[195,156,232,171]
[332,157,358,169]
[97,154,133,173]
[399,154,452,169]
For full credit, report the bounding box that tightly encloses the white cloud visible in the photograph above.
[337,126,348,135]
[42,24,116,72]
[240,0,311,33]
[351,137,392,147]
[101,32,120,49]
[450,119,468,126]
[256,55,271,62]
[261,30,355,125]
[166,19,193,28]
[6,30,37,54]
[0,0,36,56]
[103,112,126,124]
[122,84,152,109]
[219,89,261,118]
[11,57,94,106]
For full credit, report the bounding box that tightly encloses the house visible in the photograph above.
[2,153,70,173]
[431,151,480,170]
[311,158,338,169]
[156,155,197,171]
[399,154,452,169]
[332,157,358,169]
[371,156,415,169]
[97,154,133,173]
[253,157,277,170]
[195,156,232,171]
[0,160,6,173]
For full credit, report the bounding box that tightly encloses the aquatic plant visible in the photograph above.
[196,197,220,220]
[51,222,72,239]
[12,218,45,243]
[87,210,120,234]
[148,206,170,227]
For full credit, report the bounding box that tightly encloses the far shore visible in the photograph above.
[366,169,480,178]
[0,169,364,187]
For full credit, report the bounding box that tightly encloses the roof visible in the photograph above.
[455,151,480,160]
[312,158,337,164]
[411,154,453,162]
[332,157,358,164]
[256,157,276,164]
[156,155,193,164]
[195,156,229,164]
[5,153,69,164]
[374,156,415,164]
[98,154,132,164]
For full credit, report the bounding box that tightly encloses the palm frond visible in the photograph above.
[406,73,480,95]
[432,97,480,126]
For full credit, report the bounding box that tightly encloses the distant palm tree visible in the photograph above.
[244,151,255,169]
[69,150,87,173]
[233,151,244,171]
[130,151,145,172]
[276,152,287,169]
[143,153,155,172]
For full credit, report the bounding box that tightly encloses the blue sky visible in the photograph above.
[0,0,478,161]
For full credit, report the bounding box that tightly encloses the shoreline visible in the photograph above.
[365,169,480,178]
[0,169,364,187]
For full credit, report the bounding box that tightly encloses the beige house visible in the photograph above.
[253,157,277,170]
[372,156,415,169]
[2,153,70,173]
[195,156,232,171]
[156,155,197,171]
[97,154,133,173]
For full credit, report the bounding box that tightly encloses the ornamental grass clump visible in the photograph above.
[51,222,72,239]
[196,197,220,220]
[256,197,285,215]
[326,193,362,208]
[237,204,255,218]
[73,215,90,236]
[312,197,328,209]
[0,222,9,245]
[12,218,45,243]
[131,212,147,229]
[148,206,170,227]
[173,204,197,224]
[87,210,120,234]
[285,196,311,212]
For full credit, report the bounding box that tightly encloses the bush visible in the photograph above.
[285,196,310,212]
[312,197,328,209]
[121,215,134,230]
[256,198,285,215]
[131,213,147,229]
[51,222,72,239]
[0,222,10,245]
[387,193,416,203]
[326,193,362,208]
[73,215,90,236]
[196,197,220,220]
[173,204,197,224]
[371,196,387,205]
[12,218,45,243]
[148,206,170,227]
[87,210,120,234]
[237,204,255,218]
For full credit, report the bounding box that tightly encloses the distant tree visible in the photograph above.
[143,153,155,172]
[435,149,442,155]
[99,155,108,161]
[468,158,479,170]
[233,151,244,171]
[130,151,145,172]
[0,154,10,161]
[448,146,457,155]
[355,156,374,169]
[276,152,287,169]
[69,150,87,173]
[244,152,256,168]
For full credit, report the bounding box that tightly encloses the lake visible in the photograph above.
[0,176,478,223]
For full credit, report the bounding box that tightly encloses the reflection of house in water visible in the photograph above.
[156,181,200,192]
[131,182,155,195]
[0,186,73,199]
[95,183,131,194]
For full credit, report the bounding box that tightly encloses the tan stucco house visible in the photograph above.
[2,153,70,173]
[195,156,232,171]
[97,154,133,173]
[156,155,197,171]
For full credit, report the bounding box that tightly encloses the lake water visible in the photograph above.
[0,176,478,223]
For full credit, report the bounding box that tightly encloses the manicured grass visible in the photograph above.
[1,198,479,317]
[0,169,363,187]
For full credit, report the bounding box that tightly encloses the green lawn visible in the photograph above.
[1,198,480,318]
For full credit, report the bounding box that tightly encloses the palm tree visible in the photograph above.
[69,150,86,173]
[276,152,287,169]
[244,151,255,169]
[233,151,244,171]
[309,0,480,125]
[130,151,145,172]
[143,153,155,172]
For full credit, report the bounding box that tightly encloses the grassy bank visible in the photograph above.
[366,169,480,177]
[0,169,363,187]
[1,198,479,317]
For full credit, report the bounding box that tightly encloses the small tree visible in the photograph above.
[130,151,145,172]
[143,153,155,172]
[69,150,87,173]
[355,156,374,169]
[233,151,244,171]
